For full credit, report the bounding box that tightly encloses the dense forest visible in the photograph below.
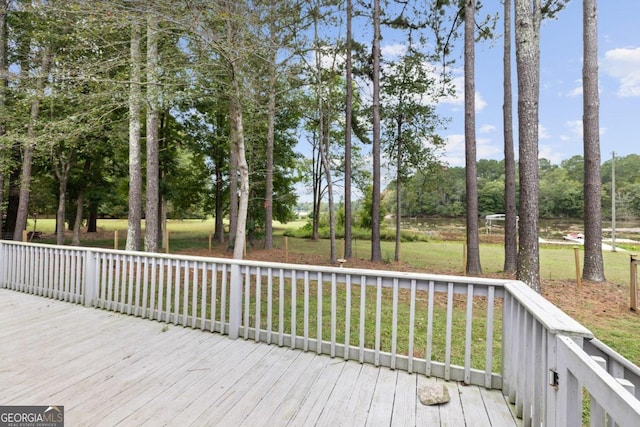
[382,154,640,220]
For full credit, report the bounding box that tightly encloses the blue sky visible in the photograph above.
[434,1,640,167]
[297,2,639,203]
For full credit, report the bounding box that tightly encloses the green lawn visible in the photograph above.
[25,217,640,368]
[27,217,635,284]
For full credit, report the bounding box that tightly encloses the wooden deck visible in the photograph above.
[0,289,520,426]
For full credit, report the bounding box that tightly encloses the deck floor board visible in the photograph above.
[0,289,521,426]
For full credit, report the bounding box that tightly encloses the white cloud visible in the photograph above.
[602,47,640,97]
[442,133,501,166]
[566,120,583,138]
[479,124,496,134]
[381,43,406,59]
[539,144,564,164]
[538,124,550,140]
[566,82,583,97]
[440,74,487,113]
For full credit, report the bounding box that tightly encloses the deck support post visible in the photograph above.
[229,264,242,339]
[83,250,98,307]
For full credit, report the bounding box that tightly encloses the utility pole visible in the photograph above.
[611,151,616,252]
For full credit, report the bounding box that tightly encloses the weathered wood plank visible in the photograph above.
[479,387,521,427]
[159,343,280,426]
[197,347,302,426]
[340,361,380,426]
[235,350,319,426]
[415,376,442,425]
[259,353,332,426]
[439,379,467,426]
[109,337,241,425]
[366,366,397,425]
[391,370,417,426]
[287,358,345,425]
[458,384,492,427]
[314,360,363,426]
[76,333,232,423]
[0,289,519,427]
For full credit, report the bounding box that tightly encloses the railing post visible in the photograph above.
[556,336,583,427]
[228,263,242,339]
[0,241,6,288]
[83,250,98,307]
[631,255,638,311]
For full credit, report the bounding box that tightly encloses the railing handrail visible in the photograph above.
[504,280,593,339]
[0,240,513,288]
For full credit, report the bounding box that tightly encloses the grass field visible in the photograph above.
[27,217,636,283]
[23,216,640,368]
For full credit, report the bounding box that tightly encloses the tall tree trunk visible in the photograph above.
[228,135,239,250]
[14,50,49,241]
[229,66,249,260]
[264,50,276,250]
[394,119,402,263]
[503,0,518,274]
[582,0,605,281]
[0,0,7,237]
[54,151,73,246]
[313,13,336,263]
[126,22,142,251]
[72,192,84,246]
[214,140,225,243]
[145,12,160,253]
[344,0,353,259]
[464,0,482,275]
[320,130,336,263]
[311,138,322,241]
[370,0,382,262]
[213,112,225,244]
[515,0,542,291]
[88,203,98,233]
[159,111,168,248]
[4,166,19,238]
[55,174,68,245]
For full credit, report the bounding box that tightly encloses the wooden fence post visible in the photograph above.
[574,246,582,287]
[631,255,638,311]
[114,230,119,250]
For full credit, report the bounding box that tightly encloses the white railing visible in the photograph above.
[1,240,640,426]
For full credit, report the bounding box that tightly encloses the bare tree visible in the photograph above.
[371,0,382,262]
[13,50,49,241]
[582,0,605,281]
[503,0,517,274]
[53,146,74,245]
[464,0,482,275]
[344,0,353,259]
[126,22,142,251]
[145,11,160,253]
[0,0,6,237]
[514,0,541,291]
